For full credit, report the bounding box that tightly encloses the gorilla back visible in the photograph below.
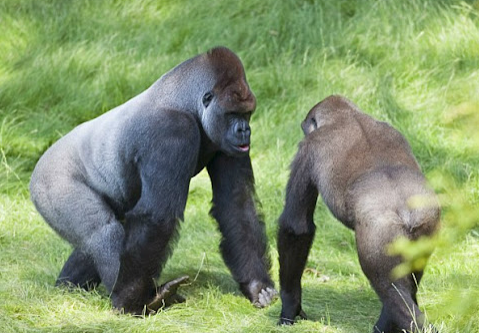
[30,47,275,314]
[278,95,440,332]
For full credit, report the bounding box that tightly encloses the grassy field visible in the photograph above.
[1,0,479,332]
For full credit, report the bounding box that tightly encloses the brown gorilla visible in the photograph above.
[278,95,440,332]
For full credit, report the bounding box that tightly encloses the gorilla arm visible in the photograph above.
[207,153,276,307]
[278,143,318,324]
[111,110,199,314]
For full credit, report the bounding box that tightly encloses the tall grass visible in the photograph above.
[1,0,478,332]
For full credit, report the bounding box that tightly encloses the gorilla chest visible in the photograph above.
[193,150,217,176]
[193,132,219,175]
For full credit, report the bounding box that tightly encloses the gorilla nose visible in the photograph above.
[235,123,251,136]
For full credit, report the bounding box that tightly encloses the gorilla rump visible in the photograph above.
[30,47,276,314]
[277,95,440,332]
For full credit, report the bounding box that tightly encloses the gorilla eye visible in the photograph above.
[310,117,317,129]
[202,92,214,108]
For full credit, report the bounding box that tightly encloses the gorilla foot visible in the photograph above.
[147,275,189,313]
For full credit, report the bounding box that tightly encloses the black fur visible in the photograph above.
[30,47,275,314]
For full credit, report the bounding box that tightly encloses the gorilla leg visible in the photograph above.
[31,177,125,295]
[47,177,189,314]
[56,248,101,290]
[355,219,424,333]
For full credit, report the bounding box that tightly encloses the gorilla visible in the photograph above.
[30,47,276,314]
[277,95,440,332]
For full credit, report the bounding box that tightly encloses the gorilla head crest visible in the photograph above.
[199,47,256,156]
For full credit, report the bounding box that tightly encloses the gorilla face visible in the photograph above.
[224,110,252,155]
[201,79,256,157]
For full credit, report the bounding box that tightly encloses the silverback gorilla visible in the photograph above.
[278,95,440,332]
[30,47,276,314]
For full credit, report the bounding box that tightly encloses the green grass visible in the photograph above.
[1,0,479,332]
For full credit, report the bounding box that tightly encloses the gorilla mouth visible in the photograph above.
[238,144,250,152]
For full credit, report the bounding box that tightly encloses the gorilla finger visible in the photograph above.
[256,292,267,308]
[255,290,269,307]
[261,290,272,306]
[259,287,278,307]
[266,287,278,299]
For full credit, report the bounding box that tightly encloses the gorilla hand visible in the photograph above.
[244,280,278,308]
[255,287,278,308]
[279,308,307,325]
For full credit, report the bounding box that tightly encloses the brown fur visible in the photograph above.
[278,95,440,332]
[208,47,256,113]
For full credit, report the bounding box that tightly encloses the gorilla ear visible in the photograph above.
[301,117,317,136]
[202,91,214,108]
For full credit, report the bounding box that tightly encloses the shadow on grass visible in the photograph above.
[163,268,242,297]
[294,284,377,332]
